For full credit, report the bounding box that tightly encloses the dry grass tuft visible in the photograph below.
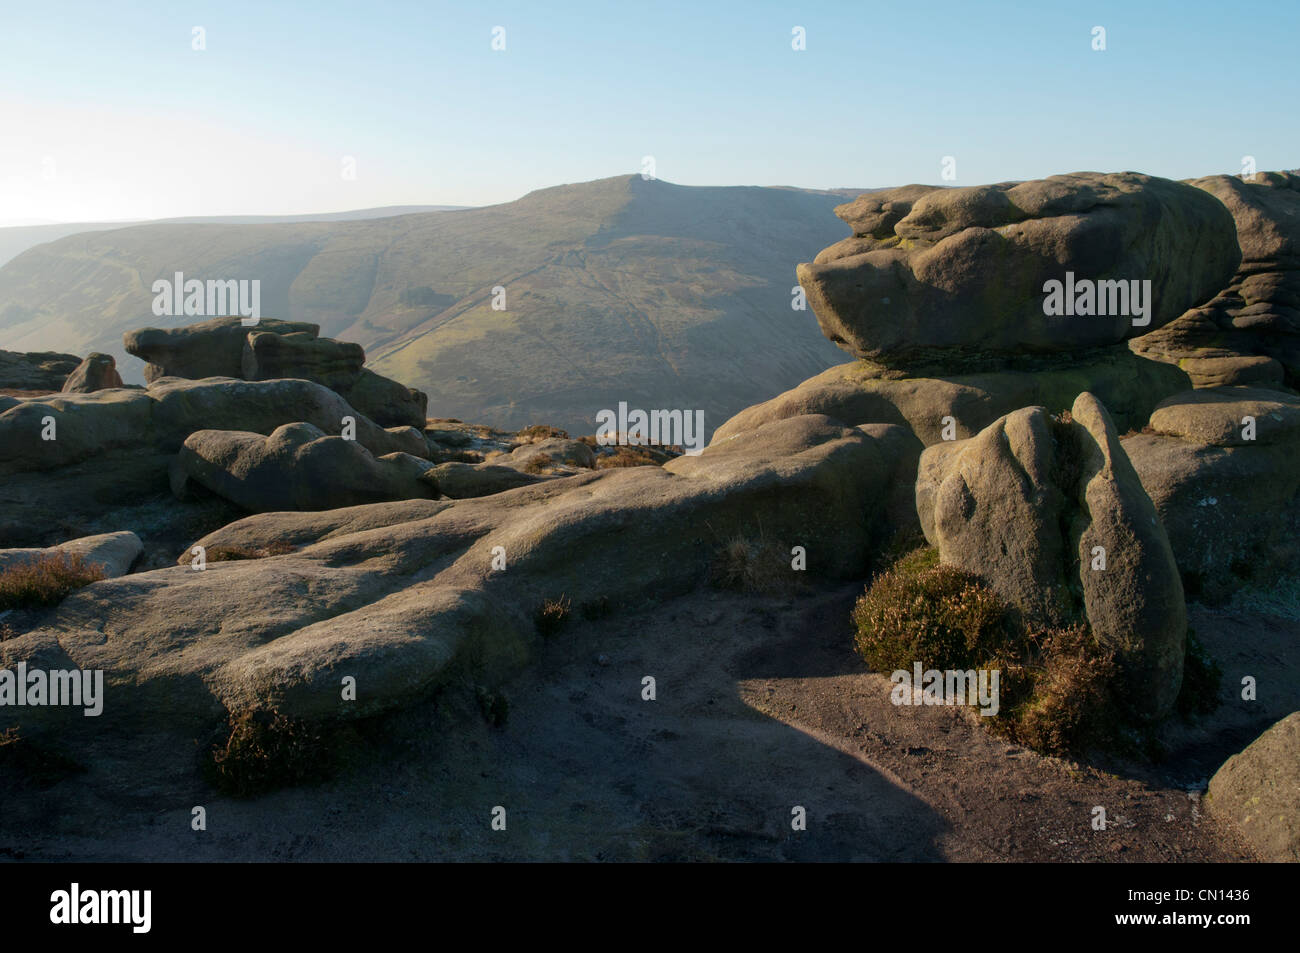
[850,546,1197,757]
[517,424,568,441]
[206,709,352,797]
[595,446,664,468]
[203,541,296,562]
[0,551,105,610]
[710,536,801,594]
[534,595,572,638]
[522,453,554,474]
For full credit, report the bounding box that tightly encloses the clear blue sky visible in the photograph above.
[1,0,1296,222]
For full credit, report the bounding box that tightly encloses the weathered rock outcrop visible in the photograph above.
[917,392,1186,719]
[0,376,425,475]
[1208,712,1300,862]
[1134,172,1300,387]
[0,376,428,545]
[422,462,549,498]
[335,369,428,430]
[504,437,597,471]
[61,353,124,393]
[800,173,1240,366]
[721,171,1236,464]
[0,531,142,579]
[1123,386,1300,601]
[241,331,365,391]
[172,423,436,512]
[712,348,1189,446]
[122,316,428,428]
[0,349,81,392]
[3,415,917,743]
[1147,385,1300,447]
[124,316,319,382]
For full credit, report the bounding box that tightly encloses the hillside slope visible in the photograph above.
[0,176,858,434]
[0,206,461,267]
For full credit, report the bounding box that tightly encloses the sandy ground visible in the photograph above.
[1,580,1292,862]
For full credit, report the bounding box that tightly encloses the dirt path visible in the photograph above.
[3,584,1283,861]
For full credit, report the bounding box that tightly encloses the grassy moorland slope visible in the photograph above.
[0,176,862,434]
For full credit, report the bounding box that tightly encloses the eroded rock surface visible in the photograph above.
[1124,386,1300,601]
[800,173,1239,365]
[917,393,1186,719]
[1134,172,1300,387]
[1208,712,1300,862]
[172,423,435,512]
[2,415,917,742]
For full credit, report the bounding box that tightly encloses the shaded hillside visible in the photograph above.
[0,176,859,434]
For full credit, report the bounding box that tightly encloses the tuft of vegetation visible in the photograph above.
[0,552,104,610]
[517,424,568,441]
[852,547,1010,672]
[205,708,355,797]
[521,452,554,474]
[429,448,483,464]
[203,541,296,562]
[594,445,665,468]
[534,596,572,638]
[710,535,800,594]
[994,623,1122,755]
[1120,425,1158,438]
[851,546,1137,757]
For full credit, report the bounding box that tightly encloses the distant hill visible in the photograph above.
[0,207,464,266]
[0,176,864,435]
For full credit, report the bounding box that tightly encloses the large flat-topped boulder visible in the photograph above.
[0,531,142,579]
[423,462,549,498]
[1148,386,1300,447]
[799,173,1240,366]
[0,388,156,472]
[124,316,320,382]
[1134,172,1300,386]
[123,316,428,428]
[335,368,428,429]
[0,349,81,392]
[242,330,365,391]
[1173,354,1285,388]
[0,375,425,474]
[172,423,435,512]
[146,376,426,457]
[1124,387,1300,601]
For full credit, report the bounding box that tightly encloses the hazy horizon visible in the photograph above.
[4,0,1298,224]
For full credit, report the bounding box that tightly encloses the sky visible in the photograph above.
[1,0,1297,224]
